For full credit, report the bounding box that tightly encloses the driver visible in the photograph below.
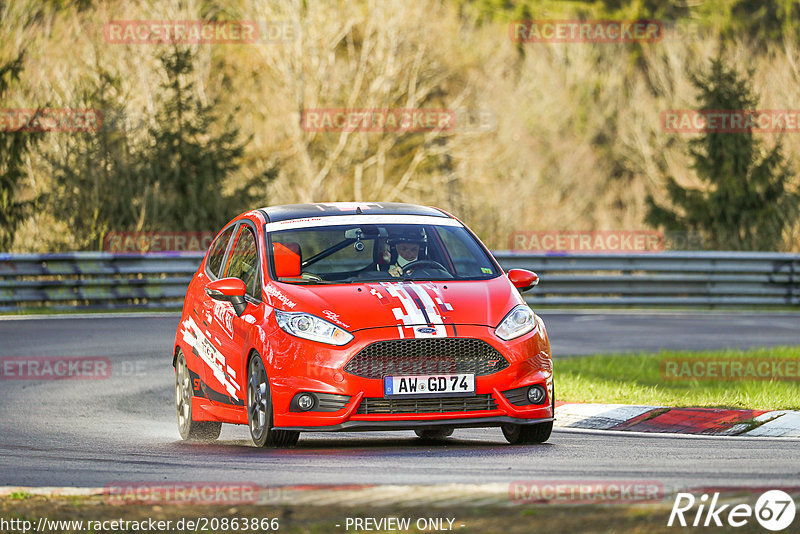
[386,228,426,277]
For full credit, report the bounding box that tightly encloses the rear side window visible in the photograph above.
[224,226,261,299]
[206,226,235,278]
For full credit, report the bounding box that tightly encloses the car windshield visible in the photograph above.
[266,221,498,284]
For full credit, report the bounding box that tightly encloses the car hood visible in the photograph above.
[265,276,526,332]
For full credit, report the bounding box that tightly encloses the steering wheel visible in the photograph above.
[402,260,448,276]
[301,272,324,282]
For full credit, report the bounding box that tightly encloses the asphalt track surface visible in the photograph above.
[0,312,798,490]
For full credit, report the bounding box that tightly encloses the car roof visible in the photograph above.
[257,202,450,222]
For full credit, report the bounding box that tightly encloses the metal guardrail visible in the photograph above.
[0,252,202,311]
[496,251,800,307]
[0,251,798,311]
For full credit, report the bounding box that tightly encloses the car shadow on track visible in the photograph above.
[168,435,556,457]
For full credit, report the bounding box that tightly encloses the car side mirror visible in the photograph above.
[507,268,539,292]
[273,242,302,278]
[205,277,247,316]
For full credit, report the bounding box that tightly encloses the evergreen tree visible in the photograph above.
[728,0,799,42]
[646,56,800,250]
[47,48,277,247]
[143,47,272,232]
[0,52,42,251]
[48,69,147,249]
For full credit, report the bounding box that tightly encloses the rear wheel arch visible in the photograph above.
[175,347,221,441]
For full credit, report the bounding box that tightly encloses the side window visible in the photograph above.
[224,226,262,299]
[206,226,235,278]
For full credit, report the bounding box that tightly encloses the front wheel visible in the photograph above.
[502,386,554,444]
[175,350,221,441]
[502,421,553,444]
[247,353,299,448]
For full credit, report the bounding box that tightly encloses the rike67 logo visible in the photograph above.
[668,490,796,531]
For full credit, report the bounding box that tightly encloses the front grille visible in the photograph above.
[356,394,497,415]
[344,338,509,379]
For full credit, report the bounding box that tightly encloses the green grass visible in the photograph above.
[557,346,800,410]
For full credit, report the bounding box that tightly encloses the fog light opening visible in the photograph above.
[527,385,546,405]
[297,393,316,411]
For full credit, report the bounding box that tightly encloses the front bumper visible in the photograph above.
[267,324,554,429]
[275,415,554,432]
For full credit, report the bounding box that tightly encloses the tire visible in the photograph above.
[502,420,553,444]
[175,350,221,441]
[247,353,300,448]
[502,386,555,444]
[414,427,454,440]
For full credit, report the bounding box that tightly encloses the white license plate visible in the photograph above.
[383,374,475,398]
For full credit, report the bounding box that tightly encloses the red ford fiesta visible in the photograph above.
[173,202,553,447]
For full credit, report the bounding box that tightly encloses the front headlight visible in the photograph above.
[274,310,354,346]
[495,304,536,341]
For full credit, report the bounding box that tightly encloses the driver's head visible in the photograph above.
[395,242,419,262]
[388,227,426,263]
